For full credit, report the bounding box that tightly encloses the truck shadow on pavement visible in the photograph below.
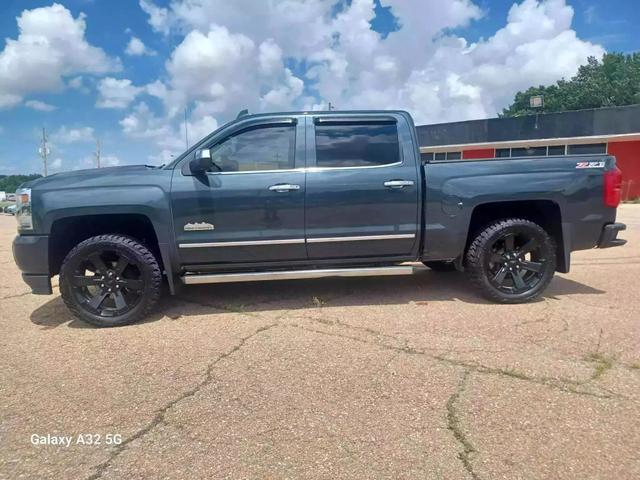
[30,269,605,329]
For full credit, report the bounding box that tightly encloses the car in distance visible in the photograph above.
[12,110,626,326]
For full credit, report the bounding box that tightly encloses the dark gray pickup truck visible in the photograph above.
[13,110,626,326]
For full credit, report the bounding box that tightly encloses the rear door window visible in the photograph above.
[315,122,400,168]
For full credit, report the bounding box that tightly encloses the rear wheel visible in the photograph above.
[466,218,556,303]
[60,235,161,327]
[423,261,457,272]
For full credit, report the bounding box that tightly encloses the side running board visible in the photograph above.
[181,266,415,285]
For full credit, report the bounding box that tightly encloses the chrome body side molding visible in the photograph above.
[179,239,305,249]
[179,233,414,249]
[306,233,415,243]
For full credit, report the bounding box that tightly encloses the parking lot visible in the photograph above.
[1,206,639,479]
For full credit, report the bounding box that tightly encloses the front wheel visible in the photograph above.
[60,235,162,327]
[466,218,556,303]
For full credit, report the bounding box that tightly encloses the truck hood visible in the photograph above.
[22,165,160,190]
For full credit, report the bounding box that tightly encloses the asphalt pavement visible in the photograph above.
[1,206,639,479]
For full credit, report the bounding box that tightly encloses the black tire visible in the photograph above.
[60,235,162,327]
[423,261,457,272]
[466,218,556,303]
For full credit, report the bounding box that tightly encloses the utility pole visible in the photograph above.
[94,138,101,168]
[38,127,50,177]
[328,102,334,111]
[184,107,189,150]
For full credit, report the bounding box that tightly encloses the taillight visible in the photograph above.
[604,167,622,208]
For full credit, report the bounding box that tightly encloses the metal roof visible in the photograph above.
[416,104,640,147]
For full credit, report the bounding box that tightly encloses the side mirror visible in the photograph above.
[190,149,212,173]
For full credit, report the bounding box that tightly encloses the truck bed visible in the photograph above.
[421,154,618,268]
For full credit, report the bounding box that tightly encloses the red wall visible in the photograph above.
[608,141,640,200]
[463,148,495,160]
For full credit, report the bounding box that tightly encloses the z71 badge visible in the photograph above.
[184,222,214,231]
[576,161,605,169]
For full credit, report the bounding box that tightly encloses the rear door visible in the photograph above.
[171,116,307,268]
[304,114,420,260]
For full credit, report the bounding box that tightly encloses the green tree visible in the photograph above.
[0,174,42,193]
[501,52,640,117]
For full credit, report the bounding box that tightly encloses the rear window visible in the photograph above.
[567,143,607,155]
[547,145,566,156]
[315,122,400,168]
[510,146,547,157]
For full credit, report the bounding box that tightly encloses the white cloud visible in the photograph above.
[141,23,305,126]
[130,0,604,161]
[74,154,121,170]
[0,3,120,109]
[67,75,91,94]
[96,77,144,109]
[120,102,217,152]
[138,0,602,127]
[258,39,284,76]
[68,76,84,89]
[125,36,156,56]
[139,0,171,35]
[52,126,95,144]
[260,69,304,110]
[50,158,63,171]
[120,102,172,141]
[162,26,257,116]
[101,155,122,167]
[25,100,56,112]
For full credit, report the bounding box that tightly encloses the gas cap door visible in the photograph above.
[442,195,463,217]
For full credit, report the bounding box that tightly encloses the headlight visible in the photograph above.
[15,187,33,230]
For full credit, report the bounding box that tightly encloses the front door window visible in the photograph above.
[208,125,295,173]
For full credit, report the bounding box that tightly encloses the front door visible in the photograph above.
[304,115,420,259]
[171,116,307,269]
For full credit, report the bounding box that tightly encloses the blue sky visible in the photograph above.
[0,0,638,175]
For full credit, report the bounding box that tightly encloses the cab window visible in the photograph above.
[208,125,295,172]
[315,122,400,168]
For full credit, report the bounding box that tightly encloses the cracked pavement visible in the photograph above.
[1,205,639,479]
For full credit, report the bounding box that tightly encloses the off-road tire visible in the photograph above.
[466,218,556,303]
[60,235,162,327]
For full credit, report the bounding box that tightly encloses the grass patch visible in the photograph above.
[312,296,327,308]
[585,352,615,380]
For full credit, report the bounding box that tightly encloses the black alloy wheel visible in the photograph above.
[466,218,556,303]
[60,235,161,327]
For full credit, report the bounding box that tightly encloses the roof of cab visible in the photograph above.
[235,109,412,120]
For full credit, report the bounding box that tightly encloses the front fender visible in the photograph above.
[36,186,178,293]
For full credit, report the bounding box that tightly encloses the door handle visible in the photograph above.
[384,180,414,189]
[268,183,301,192]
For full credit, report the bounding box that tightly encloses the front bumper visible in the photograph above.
[597,223,627,249]
[12,234,52,294]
